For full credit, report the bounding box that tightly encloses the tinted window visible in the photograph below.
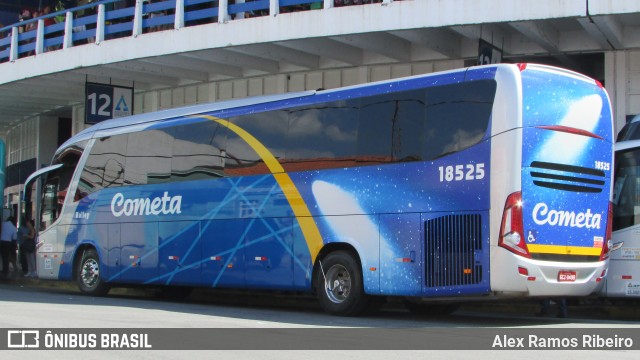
[286,100,359,171]
[222,80,494,173]
[171,120,227,181]
[358,90,424,163]
[423,80,495,160]
[125,129,173,185]
[226,110,289,176]
[78,135,127,197]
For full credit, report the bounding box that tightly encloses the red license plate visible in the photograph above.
[558,271,577,282]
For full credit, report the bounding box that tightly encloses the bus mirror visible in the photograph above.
[610,242,624,252]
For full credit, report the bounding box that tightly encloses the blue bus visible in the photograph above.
[23,63,614,315]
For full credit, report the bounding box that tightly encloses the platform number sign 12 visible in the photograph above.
[85,83,133,124]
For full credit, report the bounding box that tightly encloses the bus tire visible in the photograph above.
[76,248,110,296]
[316,250,370,316]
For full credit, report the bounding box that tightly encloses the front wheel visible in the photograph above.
[76,248,110,296]
[315,250,370,316]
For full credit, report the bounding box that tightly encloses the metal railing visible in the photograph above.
[0,0,395,64]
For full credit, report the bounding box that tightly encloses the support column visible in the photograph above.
[96,4,105,44]
[175,0,185,29]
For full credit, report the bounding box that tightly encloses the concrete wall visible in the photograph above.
[604,50,640,134]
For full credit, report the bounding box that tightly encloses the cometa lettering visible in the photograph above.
[111,192,182,217]
[532,202,601,229]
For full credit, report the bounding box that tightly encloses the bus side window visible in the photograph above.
[225,111,288,176]
[285,100,358,171]
[423,80,495,160]
[358,90,424,163]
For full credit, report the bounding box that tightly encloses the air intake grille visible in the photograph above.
[530,161,605,193]
[425,214,482,288]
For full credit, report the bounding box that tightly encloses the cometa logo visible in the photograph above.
[532,202,601,229]
[111,192,182,217]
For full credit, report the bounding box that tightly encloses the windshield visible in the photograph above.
[616,118,640,142]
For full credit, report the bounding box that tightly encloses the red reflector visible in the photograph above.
[517,63,527,72]
[518,266,529,276]
[596,278,602,283]
[527,277,536,281]
[622,275,633,280]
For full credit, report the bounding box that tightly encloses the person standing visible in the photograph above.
[18,217,37,277]
[1,216,18,278]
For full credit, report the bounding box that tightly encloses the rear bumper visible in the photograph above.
[491,247,606,296]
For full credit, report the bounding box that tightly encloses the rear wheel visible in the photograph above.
[76,248,110,296]
[316,250,370,316]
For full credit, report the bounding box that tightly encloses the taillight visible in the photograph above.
[499,192,531,258]
[599,201,613,261]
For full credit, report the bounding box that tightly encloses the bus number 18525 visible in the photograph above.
[438,163,485,182]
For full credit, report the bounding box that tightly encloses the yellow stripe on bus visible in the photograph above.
[194,114,324,263]
[527,244,603,256]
